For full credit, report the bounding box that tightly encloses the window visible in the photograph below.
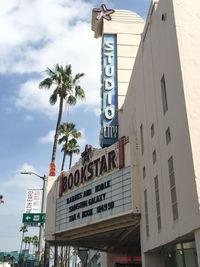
[161,75,168,114]
[166,127,171,145]
[151,124,154,138]
[153,149,157,164]
[144,189,149,237]
[143,166,146,179]
[140,124,144,155]
[168,156,178,220]
[154,176,161,231]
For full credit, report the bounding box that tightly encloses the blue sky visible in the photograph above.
[0,0,151,252]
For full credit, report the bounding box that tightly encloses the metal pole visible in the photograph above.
[39,174,48,261]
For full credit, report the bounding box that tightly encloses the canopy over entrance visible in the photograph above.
[51,213,140,253]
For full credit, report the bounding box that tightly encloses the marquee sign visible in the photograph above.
[56,137,130,232]
[56,166,132,232]
[59,149,117,197]
[59,137,126,197]
[101,34,118,148]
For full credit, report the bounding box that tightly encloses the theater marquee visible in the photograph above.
[55,137,135,232]
[45,136,140,251]
[56,166,131,232]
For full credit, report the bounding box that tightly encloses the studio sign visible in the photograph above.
[59,150,117,197]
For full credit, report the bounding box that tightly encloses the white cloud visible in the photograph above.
[2,0,101,116]
[38,130,55,143]
[15,79,59,119]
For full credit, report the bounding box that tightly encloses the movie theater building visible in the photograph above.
[45,0,200,266]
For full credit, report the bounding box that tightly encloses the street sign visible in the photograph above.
[22,213,46,223]
[24,223,39,227]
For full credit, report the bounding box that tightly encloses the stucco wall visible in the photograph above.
[172,0,200,206]
[119,0,200,253]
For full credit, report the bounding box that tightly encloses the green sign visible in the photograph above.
[23,213,46,223]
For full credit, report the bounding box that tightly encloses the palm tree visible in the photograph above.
[58,122,81,171]
[27,236,32,254]
[19,225,28,254]
[66,139,80,169]
[39,64,85,168]
[23,236,29,253]
[32,235,39,255]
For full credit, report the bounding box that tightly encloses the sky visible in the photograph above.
[0,0,151,253]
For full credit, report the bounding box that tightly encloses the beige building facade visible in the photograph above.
[45,0,200,266]
[119,0,200,266]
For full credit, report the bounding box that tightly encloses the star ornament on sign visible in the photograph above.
[94,4,115,21]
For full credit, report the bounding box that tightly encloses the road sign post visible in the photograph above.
[21,171,48,262]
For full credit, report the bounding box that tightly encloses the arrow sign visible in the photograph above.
[22,213,46,223]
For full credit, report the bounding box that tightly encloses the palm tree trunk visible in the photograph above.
[60,246,64,267]
[54,245,58,267]
[61,149,67,171]
[51,96,64,163]
[61,136,68,171]
[69,153,72,169]
[20,233,24,254]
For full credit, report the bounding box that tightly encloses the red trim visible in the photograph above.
[118,136,125,169]
[49,162,56,176]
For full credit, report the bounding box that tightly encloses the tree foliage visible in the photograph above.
[58,122,81,171]
[39,64,85,164]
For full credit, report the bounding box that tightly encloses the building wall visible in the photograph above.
[45,1,200,266]
[172,0,200,206]
[119,0,200,257]
[45,176,59,242]
[103,10,144,111]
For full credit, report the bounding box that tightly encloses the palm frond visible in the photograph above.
[58,135,66,144]
[46,68,57,80]
[49,88,58,105]
[66,138,80,155]
[59,122,76,135]
[75,86,85,99]
[72,131,81,139]
[39,78,53,89]
[73,73,84,84]
[67,95,76,105]
[55,64,61,73]
[65,64,72,76]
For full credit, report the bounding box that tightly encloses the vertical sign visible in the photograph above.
[24,189,41,213]
[101,34,118,148]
